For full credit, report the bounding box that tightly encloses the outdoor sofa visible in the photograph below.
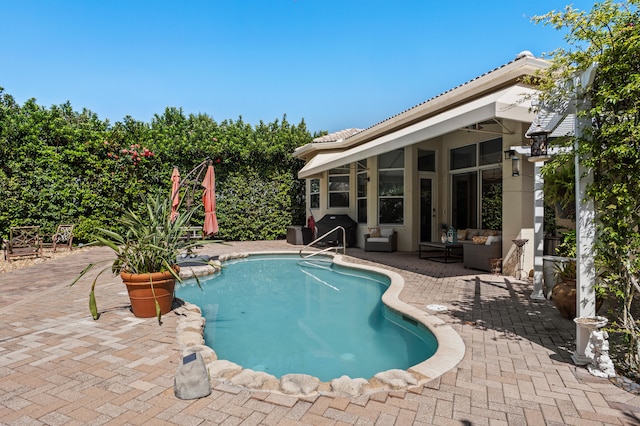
[456,228,502,272]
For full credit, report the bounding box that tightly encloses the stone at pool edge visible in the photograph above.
[178,256,221,279]
[178,252,250,279]
[177,253,219,263]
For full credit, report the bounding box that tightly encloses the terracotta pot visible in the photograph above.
[121,266,179,318]
[551,279,603,320]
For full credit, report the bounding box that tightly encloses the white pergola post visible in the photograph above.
[572,147,597,364]
[531,161,546,300]
[572,67,598,365]
[526,64,598,365]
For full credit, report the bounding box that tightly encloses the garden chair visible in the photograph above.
[2,226,43,262]
[43,224,74,252]
[364,227,398,252]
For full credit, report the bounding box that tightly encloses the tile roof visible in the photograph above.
[312,128,364,143]
[330,51,541,144]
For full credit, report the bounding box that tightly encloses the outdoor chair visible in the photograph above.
[43,224,74,252]
[2,226,43,262]
[364,227,397,252]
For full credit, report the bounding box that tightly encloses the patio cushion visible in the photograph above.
[380,228,394,238]
[367,237,390,243]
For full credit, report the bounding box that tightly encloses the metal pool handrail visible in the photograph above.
[299,225,346,259]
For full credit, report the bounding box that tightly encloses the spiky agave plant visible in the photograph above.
[70,191,220,323]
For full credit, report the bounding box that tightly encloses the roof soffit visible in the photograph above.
[298,85,538,178]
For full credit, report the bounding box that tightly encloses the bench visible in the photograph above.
[3,226,43,262]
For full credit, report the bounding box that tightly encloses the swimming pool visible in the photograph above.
[175,254,438,382]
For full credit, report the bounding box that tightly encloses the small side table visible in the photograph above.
[512,239,528,279]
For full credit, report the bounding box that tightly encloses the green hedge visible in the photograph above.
[0,89,316,242]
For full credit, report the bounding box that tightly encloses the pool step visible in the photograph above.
[297,259,333,270]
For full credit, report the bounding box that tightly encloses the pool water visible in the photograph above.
[175,254,437,381]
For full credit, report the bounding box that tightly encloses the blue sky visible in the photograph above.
[2,0,597,134]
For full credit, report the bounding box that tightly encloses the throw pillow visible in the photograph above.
[472,236,488,245]
[485,235,502,245]
[466,229,480,239]
[380,228,394,238]
[368,227,380,238]
[457,229,468,240]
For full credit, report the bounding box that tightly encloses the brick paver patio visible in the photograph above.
[1,240,639,425]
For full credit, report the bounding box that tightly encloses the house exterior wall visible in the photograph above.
[305,118,537,277]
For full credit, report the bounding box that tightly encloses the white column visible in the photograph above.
[531,161,545,300]
[572,68,598,365]
[572,154,597,364]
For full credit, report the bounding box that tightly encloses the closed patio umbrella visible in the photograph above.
[170,167,180,222]
[202,164,219,236]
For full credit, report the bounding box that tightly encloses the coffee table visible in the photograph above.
[419,242,463,263]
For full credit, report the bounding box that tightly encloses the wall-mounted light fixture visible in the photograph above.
[504,150,520,177]
[512,154,520,177]
[528,131,551,162]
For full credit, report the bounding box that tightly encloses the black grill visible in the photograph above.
[315,214,357,247]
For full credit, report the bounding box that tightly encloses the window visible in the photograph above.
[310,178,320,209]
[450,144,476,170]
[357,160,367,223]
[450,139,503,229]
[378,149,404,224]
[479,138,502,165]
[418,149,436,172]
[481,168,502,229]
[452,172,477,229]
[328,166,350,208]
